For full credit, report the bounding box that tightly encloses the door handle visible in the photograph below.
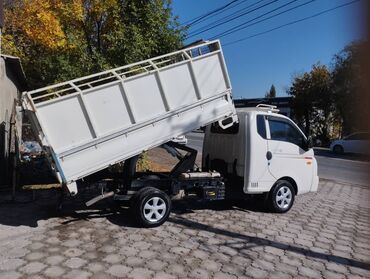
[266,151,272,160]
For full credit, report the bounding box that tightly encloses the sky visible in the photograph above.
[172,0,366,98]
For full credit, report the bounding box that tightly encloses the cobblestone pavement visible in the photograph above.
[0,179,369,279]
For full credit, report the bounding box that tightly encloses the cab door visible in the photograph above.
[266,116,314,194]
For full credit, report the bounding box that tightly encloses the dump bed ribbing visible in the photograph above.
[22,40,237,193]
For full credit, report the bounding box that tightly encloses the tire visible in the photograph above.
[333,145,344,154]
[131,187,171,227]
[268,180,295,213]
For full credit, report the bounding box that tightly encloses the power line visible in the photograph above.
[188,0,266,34]
[223,0,361,47]
[187,0,281,39]
[210,0,315,40]
[188,0,252,28]
[182,0,240,27]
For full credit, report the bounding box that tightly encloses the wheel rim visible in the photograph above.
[276,186,292,210]
[143,197,166,223]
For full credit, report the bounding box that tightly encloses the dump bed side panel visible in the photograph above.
[23,40,236,183]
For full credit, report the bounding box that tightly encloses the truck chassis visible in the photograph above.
[80,142,226,227]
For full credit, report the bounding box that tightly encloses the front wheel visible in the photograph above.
[268,180,295,213]
[131,187,171,227]
[333,145,344,154]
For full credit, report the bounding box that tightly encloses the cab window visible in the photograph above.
[268,117,307,149]
[256,115,267,139]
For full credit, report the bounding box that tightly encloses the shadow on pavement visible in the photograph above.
[1,189,370,272]
[172,197,270,215]
[0,188,269,228]
[169,216,370,271]
[0,190,61,228]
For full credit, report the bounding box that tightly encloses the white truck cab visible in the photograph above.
[203,105,319,212]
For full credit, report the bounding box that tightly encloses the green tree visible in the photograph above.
[331,41,368,135]
[3,0,186,89]
[287,64,333,143]
[265,84,276,98]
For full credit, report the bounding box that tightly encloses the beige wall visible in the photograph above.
[0,56,21,186]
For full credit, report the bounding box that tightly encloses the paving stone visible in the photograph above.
[63,248,84,257]
[276,263,299,275]
[90,272,112,279]
[6,247,29,258]
[28,242,45,250]
[268,271,293,279]
[322,270,346,279]
[102,254,121,264]
[64,257,87,269]
[106,264,132,277]
[202,259,222,272]
[128,267,154,279]
[0,258,25,271]
[0,180,369,279]
[219,245,238,256]
[190,267,210,279]
[25,252,46,261]
[153,271,177,279]
[325,262,348,274]
[213,272,237,279]
[349,266,370,277]
[170,246,190,255]
[0,270,22,279]
[63,269,91,279]
[43,266,65,277]
[252,258,275,271]
[126,256,144,267]
[139,250,156,259]
[20,262,47,274]
[45,255,65,265]
[86,262,106,273]
[299,266,322,278]
[245,266,269,279]
[62,239,82,248]
[167,263,186,275]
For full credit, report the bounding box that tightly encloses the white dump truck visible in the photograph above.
[23,40,318,227]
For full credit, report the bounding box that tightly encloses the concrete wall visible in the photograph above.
[0,56,21,186]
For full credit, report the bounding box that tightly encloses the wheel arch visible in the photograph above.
[333,144,344,153]
[277,176,298,195]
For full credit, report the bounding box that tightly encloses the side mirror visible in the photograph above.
[306,137,314,150]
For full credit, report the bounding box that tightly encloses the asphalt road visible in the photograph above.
[186,132,370,187]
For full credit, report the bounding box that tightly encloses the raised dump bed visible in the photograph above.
[22,40,237,194]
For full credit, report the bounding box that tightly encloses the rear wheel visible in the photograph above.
[333,145,344,154]
[131,187,171,227]
[268,180,295,213]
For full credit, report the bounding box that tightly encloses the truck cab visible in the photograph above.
[203,105,319,212]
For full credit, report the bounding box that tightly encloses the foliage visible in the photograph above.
[287,64,333,143]
[287,41,368,143]
[265,84,276,98]
[136,151,151,172]
[331,41,368,135]
[2,0,186,89]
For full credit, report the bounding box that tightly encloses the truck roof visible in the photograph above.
[235,106,291,121]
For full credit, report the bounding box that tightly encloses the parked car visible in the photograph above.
[330,132,370,154]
